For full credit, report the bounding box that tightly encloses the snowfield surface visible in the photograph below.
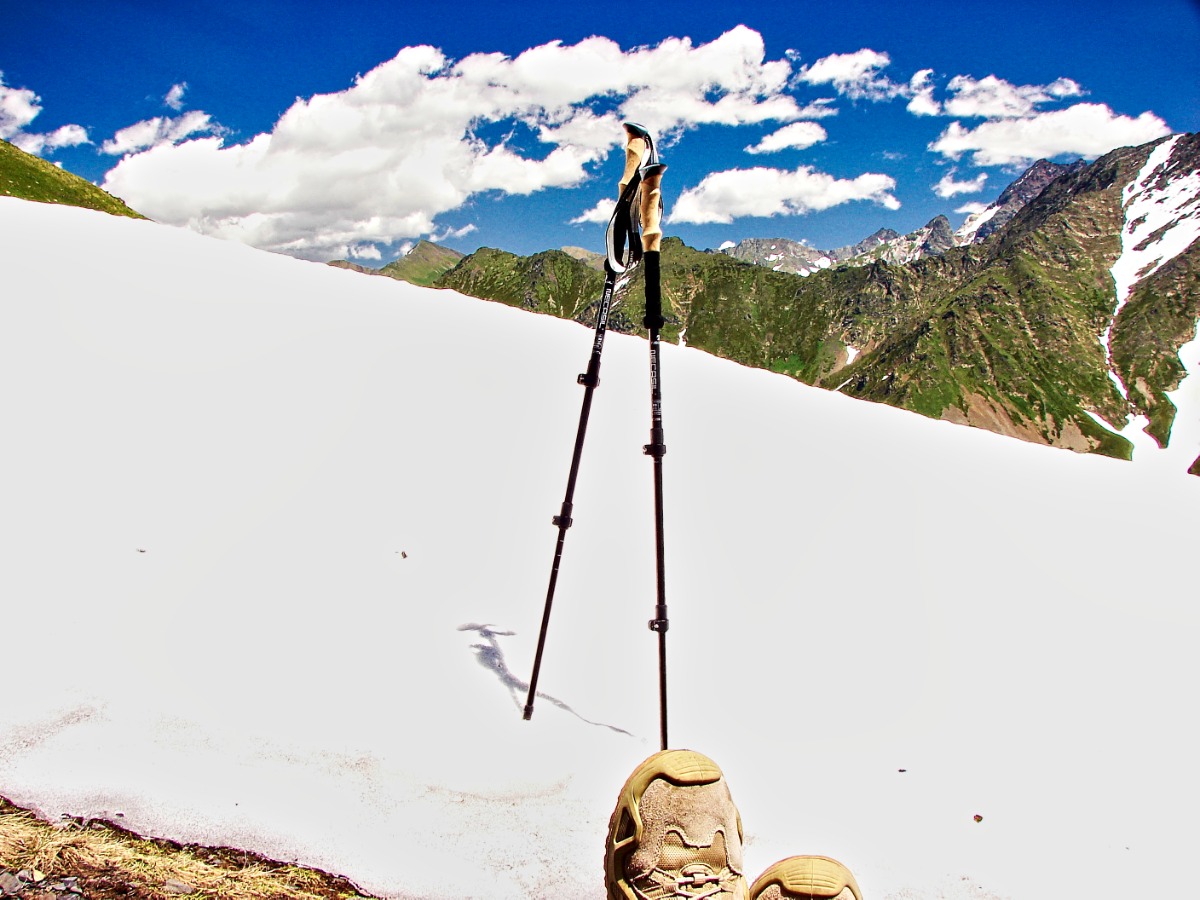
[2,198,1199,900]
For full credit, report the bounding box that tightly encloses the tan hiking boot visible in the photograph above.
[749,856,862,900]
[604,749,749,899]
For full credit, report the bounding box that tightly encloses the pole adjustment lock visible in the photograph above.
[552,501,574,529]
[648,617,669,633]
[578,357,601,387]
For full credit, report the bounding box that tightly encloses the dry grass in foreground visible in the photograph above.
[0,796,375,899]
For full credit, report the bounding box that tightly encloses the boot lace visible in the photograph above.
[632,863,742,899]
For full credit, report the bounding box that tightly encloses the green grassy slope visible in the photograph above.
[437,247,607,323]
[378,240,465,286]
[0,140,143,219]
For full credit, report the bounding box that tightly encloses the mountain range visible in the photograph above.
[717,161,1085,274]
[341,136,1199,474]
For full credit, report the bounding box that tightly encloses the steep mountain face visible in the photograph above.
[835,147,1145,457]
[956,158,1086,243]
[811,136,1198,468]
[427,135,1199,472]
[1113,242,1200,457]
[0,139,144,219]
[436,246,609,325]
[1104,133,1200,462]
[329,239,464,286]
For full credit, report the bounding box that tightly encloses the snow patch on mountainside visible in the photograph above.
[955,204,999,243]
[1104,135,1200,405]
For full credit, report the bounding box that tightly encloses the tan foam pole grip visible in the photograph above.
[620,136,647,198]
[640,167,664,253]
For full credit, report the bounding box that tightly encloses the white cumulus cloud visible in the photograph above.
[907,69,941,116]
[571,198,616,225]
[0,73,89,155]
[795,99,839,119]
[930,103,1171,166]
[933,168,988,198]
[432,223,477,241]
[101,111,220,155]
[0,77,40,136]
[670,165,899,224]
[12,124,90,155]
[796,49,902,101]
[165,83,188,111]
[103,28,808,260]
[943,74,1084,119]
[745,121,827,154]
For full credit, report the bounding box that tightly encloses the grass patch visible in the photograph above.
[0,796,374,899]
[0,140,143,219]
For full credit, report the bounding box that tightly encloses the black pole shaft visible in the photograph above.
[523,270,617,721]
[642,250,669,750]
[649,331,668,750]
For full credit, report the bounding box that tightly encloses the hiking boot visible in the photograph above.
[605,749,748,899]
[749,856,862,900]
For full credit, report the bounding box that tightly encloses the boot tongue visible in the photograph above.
[662,831,740,896]
[660,829,729,872]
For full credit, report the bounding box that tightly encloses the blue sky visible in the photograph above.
[3,0,1197,261]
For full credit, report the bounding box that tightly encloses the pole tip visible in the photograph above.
[522,704,534,721]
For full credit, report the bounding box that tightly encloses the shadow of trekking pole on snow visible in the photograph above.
[458,623,631,736]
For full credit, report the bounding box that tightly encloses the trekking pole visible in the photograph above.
[523,124,650,721]
[637,148,670,750]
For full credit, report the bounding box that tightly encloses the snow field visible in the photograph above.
[1,198,1198,899]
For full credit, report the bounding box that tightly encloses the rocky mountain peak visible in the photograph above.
[720,237,830,275]
[998,159,1085,207]
[957,158,1087,244]
[920,214,956,255]
[828,228,901,262]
